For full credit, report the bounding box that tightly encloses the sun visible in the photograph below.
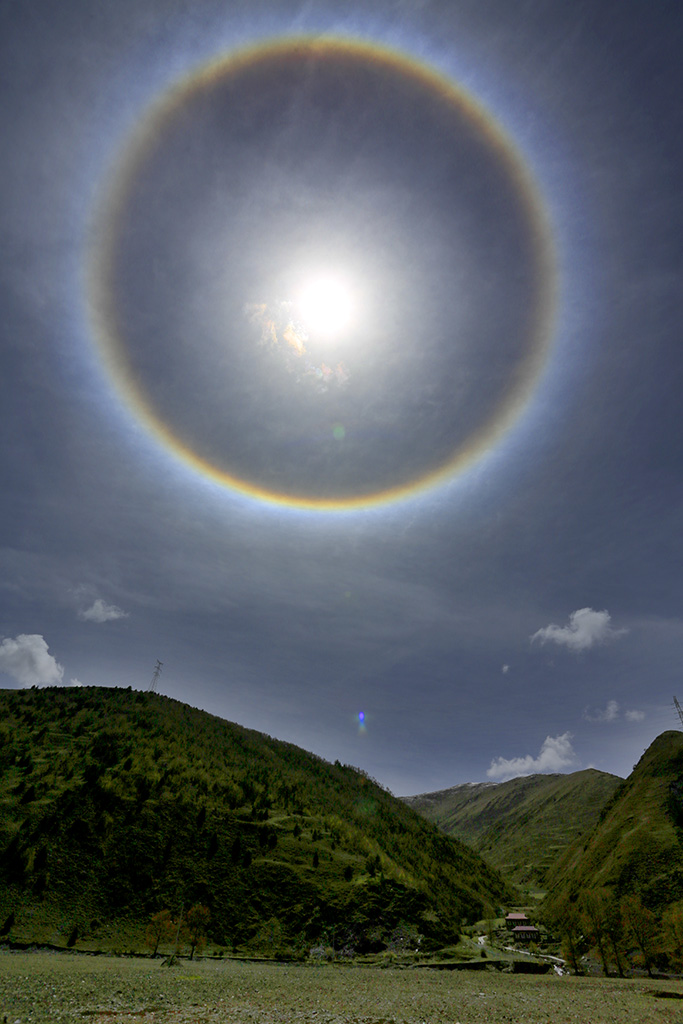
[295,273,357,340]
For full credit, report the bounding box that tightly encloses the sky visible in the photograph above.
[1,0,681,796]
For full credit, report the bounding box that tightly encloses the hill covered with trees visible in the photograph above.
[544,731,683,914]
[402,769,622,886]
[542,731,683,975]
[0,686,513,956]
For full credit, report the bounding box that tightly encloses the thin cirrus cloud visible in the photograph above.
[531,608,627,652]
[487,732,578,782]
[0,634,64,687]
[78,598,129,623]
[584,701,645,723]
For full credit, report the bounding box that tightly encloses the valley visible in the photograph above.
[2,685,683,991]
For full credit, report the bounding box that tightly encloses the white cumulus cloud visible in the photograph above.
[487,732,578,782]
[79,598,128,623]
[625,709,645,722]
[0,634,64,687]
[531,608,627,652]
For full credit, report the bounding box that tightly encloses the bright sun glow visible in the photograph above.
[296,274,357,339]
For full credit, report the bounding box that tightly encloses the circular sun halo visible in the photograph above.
[90,36,557,511]
[296,274,356,339]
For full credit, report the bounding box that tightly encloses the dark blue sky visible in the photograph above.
[1,0,681,794]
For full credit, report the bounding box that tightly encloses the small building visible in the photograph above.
[505,912,530,930]
[512,925,540,943]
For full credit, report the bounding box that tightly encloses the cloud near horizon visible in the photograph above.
[531,608,627,652]
[0,634,64,687]
[79,598,128,623]
[487,732,578,781]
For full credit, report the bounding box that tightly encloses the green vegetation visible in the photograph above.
[544,732,683,912]
[403,769,621,886]
[543,732,683,975]
[0,685,513,955]
[407,736,683,975]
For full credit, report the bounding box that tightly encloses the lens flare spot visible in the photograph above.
[333,423,345,440]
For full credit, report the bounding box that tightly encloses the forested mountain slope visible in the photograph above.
[544,731,683,916]
[0,686,513,954]
[403,769,621,886]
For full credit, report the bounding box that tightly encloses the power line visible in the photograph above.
[149,659,163,692]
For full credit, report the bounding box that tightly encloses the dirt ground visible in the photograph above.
[1,952,682,1024]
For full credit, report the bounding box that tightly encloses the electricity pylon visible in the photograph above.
[674,696,683,728]
[149,659,163,692]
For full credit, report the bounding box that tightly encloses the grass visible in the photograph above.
[1,952,682,1023]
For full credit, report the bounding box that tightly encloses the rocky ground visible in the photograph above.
[1,952,682,1023]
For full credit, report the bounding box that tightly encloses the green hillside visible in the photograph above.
[403,769,622,886]
[0,686,513,956]
[544,731,683,916]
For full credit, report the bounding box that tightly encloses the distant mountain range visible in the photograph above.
[0,686,513,955]
[404,728,683,958]
[402,769,622,887]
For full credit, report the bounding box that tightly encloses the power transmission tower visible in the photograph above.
[674,696,683,729]
[149,659,163,692]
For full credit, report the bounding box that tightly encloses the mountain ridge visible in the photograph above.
[402,768,623,886]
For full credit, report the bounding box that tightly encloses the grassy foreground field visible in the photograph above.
[1,954,683,1024]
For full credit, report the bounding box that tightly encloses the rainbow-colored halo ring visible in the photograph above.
[87,36,556,511]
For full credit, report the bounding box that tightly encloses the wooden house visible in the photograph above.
[505,912,530,930]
